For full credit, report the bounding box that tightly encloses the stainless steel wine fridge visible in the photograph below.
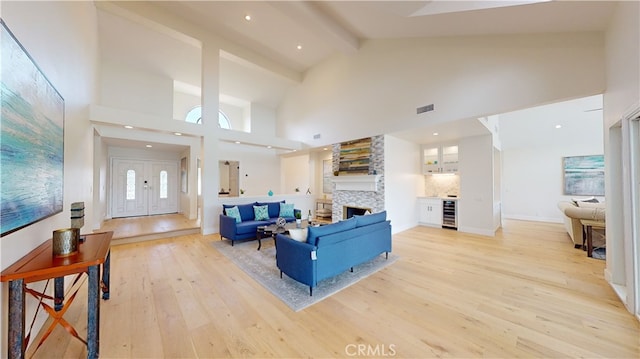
[442,199,457,229]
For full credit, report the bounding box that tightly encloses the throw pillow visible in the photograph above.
[279,203,295,218]
[253,205,269,221]
[225,206,242,223]
[571,196,598,204]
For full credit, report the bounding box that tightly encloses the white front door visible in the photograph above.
[112,159,179,218]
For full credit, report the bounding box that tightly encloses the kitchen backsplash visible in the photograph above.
[425,174,460,197]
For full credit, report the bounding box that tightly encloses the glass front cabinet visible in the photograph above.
[421,143,458,174]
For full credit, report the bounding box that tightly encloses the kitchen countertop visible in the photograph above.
[418,196,460,200]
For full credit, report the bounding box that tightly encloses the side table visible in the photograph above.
[580,219,605,257]
[1,231,113,359]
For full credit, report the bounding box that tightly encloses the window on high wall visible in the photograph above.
[185,106,231,129]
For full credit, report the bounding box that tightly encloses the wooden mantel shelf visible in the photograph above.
[331,174,381,192]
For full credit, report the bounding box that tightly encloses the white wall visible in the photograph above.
[217,142,281,197]
[174,90,200,121]
[603,0,640,315]
[458,135,495,236]
[1,1,100,353]
[251,102,276,137]
[220,102,246,130]
[281,153,311,195]
[100,61,173,118]
[500,95,604,223]
[278,33,605,147]
[384,135,423,233]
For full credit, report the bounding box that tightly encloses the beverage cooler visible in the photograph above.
[442,199,457,229]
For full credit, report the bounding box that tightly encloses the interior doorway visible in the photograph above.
[111,158,179,218]
[219,160,240,196]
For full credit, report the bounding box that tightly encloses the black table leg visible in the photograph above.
[8,279,25,359]
[54,277,64,311]
[102,250,110,300]
[87,265,100,358]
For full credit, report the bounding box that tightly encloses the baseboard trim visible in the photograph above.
[457,226,495,237]
[503,214,563,224]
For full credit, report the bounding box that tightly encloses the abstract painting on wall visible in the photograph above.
[1,19,64,237]
[563,155,604,196]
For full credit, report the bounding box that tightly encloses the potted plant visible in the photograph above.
[295,211,302,227]
[240,189,245,195]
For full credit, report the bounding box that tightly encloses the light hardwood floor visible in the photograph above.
[26,220,639,358]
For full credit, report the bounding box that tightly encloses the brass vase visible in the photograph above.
[52,228,79,257]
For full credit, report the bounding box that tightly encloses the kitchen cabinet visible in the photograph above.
[418,198,442,227]
[421,143,459,174]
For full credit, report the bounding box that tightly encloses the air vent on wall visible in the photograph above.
[417,104,434,114]
[313,133,321,140]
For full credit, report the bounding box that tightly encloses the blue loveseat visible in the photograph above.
[275,210,392,295]
[219,201,300,245]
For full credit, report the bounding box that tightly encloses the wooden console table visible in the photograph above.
[1,231,113,359]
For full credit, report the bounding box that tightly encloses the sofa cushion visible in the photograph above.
[354,210,387,227]
[257,200,285,218]
[253,205,270,221]
[317,220,390,247]
[225,206,242,223]
[279,203,295,218]
[223,202,258,222]
[236,220,268,235]
[307,217,357,245]
[577,201,605,209]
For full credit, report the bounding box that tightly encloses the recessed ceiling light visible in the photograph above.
[174,132,182,136]
[555,124,562,129]
[146,144,152,148]
[267,145,272,149]
[433,132,439,136]
[244,14,251,21]
[323,148,328,151]
[124,125,133,129]
[296,44,302,50]
[235,141,241,144]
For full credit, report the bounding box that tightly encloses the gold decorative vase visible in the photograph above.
[52,228,79,257]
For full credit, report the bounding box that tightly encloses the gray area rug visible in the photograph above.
[211,239,398,312]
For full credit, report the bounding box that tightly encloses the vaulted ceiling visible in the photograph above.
[96,1,614,147]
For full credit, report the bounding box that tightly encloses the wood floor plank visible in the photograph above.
[24,219,640,358]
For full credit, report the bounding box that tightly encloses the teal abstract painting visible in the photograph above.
[1,19,64,236]
[563,155,605,196]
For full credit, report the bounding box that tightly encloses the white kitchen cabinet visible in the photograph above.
[418,198,442,227]
[421,143,459,174]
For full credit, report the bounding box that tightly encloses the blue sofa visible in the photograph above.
[219,201,300,245]
[275,210,392,295]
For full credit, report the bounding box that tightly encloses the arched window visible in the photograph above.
[185,106,201,124]
[126,170,136,200]
[218,110,231,129]
[184,106,231,129]
[160,170,168,199]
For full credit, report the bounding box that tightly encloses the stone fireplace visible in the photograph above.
[343,205,372,219]
[331,135,385,221]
